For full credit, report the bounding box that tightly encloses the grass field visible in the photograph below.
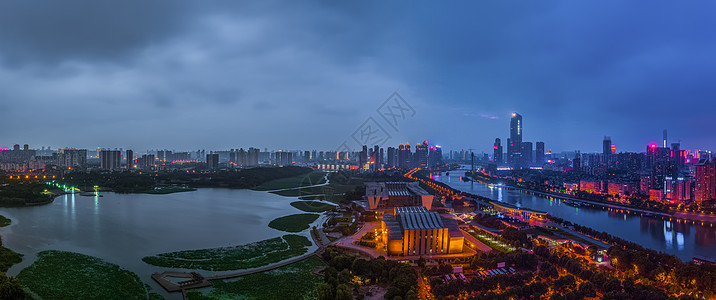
[290,201,336,213]
[0,215,10,227]
[268,213,320,232]
[186,256,325,300]
[270,185,329,197]
[252,171,326,191]
[466,229,515,253]
[0,246,23,272]
[17,250,153,300]
[142,235,312,271]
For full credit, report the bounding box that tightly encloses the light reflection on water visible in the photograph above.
[436,169,716,261]
[0,188,314,300]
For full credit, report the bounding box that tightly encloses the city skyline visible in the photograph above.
[2,2,716,152]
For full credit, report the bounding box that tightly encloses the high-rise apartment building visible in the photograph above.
[695,159,716,203]
[414,142,429,169]
[206,153,219,169]
[100,150,122,170]
[126,150,133,169]
[60,148,87,170]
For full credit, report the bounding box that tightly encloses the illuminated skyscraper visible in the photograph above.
[493,138,503,164]
[603,136,612,167]
[695,159,716,203]
[509,113,523,166]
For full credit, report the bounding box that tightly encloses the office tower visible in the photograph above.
[663,129,668,148]
[695,159,716,203]
[414,141,429,168]
[206,153,219,169]
[603,137,612,156]
[126,150,134,169]
[509,113,523,166]
[100,150,122,170]
[60,148,88,170]
[603,136,612,167]
[522,142,533,165]
[535,142,545,165]
[493,138,503,164]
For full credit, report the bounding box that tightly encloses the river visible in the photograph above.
[0,188,318,299]
[433,169,716,262]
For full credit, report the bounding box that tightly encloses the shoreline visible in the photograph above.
[468,172,716,224]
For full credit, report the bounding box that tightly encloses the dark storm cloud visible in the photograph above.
[0,1,199,66]
[1,1,715,152]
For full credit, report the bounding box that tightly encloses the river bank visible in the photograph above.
[469,172,716,224]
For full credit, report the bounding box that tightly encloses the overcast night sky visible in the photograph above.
[1,1,715,153]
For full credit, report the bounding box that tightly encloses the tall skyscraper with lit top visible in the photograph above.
[509,112,523,166]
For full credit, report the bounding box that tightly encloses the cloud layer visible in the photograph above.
[1,1,715,153]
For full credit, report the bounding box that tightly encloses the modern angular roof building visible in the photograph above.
[381,206,464,256]
[365,182,434,211]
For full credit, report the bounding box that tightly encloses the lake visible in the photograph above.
[0,188,318,299]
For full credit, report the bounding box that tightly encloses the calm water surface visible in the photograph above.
[0,188,315,299]
[434,169,716,262]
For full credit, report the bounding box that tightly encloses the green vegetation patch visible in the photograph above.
[270,185,329,197]
[0,215,10,227]
[0,245,23,272]
[0,182,55,206]
[290,201,336,213]
[466,229,514,253]
[268,213,320,233]
[17,250,149,300]
[186,256,325,300]
[142,235,312,271]
[253,171,326,191]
